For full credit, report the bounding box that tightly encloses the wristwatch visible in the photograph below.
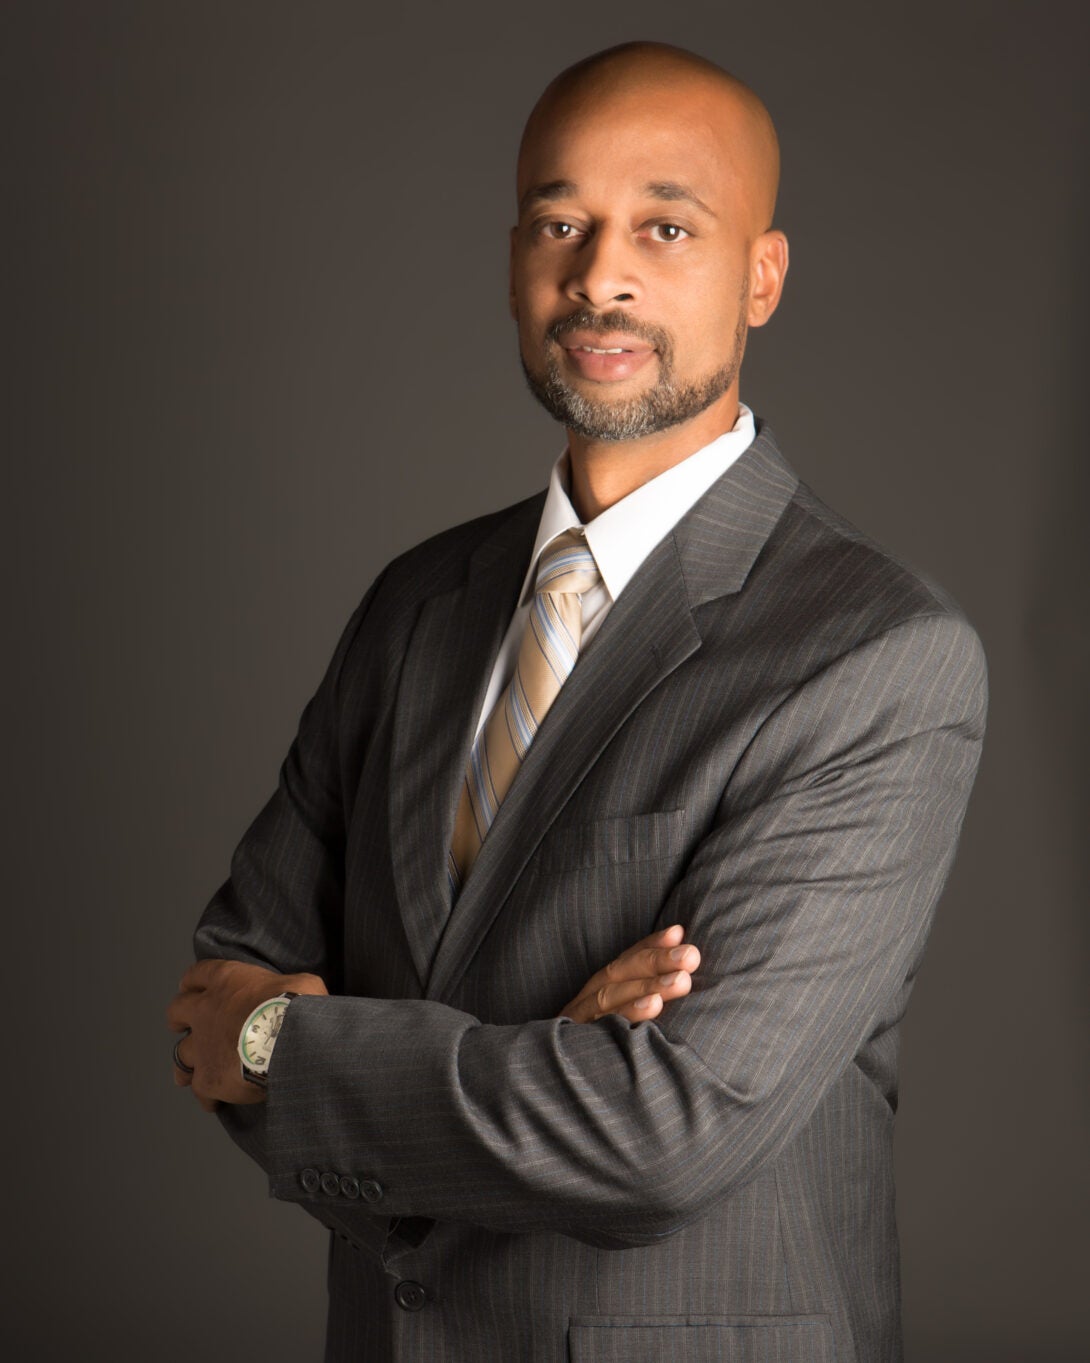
[238,992,298,1087]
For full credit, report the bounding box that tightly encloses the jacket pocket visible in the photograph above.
[568,1314,835,1362]
[536,808,687,871]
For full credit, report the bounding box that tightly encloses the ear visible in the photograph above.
[508,225,519,320]
[747,230,789,328]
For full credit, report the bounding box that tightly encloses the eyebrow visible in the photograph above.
[518,180,578,215]
[642,180,717,218]
[518,178,717,218]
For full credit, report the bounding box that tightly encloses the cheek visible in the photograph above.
[511,269,559,342]
[694,271,748,345]
[510,263,538,322]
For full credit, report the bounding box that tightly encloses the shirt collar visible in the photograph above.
[518,403,756,606]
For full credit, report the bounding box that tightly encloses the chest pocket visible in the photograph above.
[568,1314,836,1362]
[534,808,687,872]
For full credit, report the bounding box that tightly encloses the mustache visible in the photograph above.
[546,308,673,356]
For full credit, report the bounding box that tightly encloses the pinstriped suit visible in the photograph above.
[196,421,986,1361]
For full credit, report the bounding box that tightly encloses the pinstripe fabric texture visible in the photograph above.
[196,423,987,1362]
[449,529,600,892]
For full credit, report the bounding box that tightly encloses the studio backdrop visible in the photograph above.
[5,2,1087,1360]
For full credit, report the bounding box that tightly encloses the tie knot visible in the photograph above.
[536,530,599,597]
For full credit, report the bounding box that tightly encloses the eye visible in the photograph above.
[539,221,584,241]
[647,223,690,243]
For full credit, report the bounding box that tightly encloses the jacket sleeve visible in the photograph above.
[255,609,986,1248]
[192,570,387,1195]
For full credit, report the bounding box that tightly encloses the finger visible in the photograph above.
[648,943,701,976]
[603,930,695,985]
[599,946,678,991]
[559,926,693,1020]
[616,992,663,1022]
[594,969,687,1018]
[165,995,195,1032]
[598,966,694,1023]
[604,926,681,970]
[656,968,693,1002]
[178,960,216,992]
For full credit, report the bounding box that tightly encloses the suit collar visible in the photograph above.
[671,420,799,608]
[524,404,759,607]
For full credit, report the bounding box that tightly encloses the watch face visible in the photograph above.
[239,999,289,1073]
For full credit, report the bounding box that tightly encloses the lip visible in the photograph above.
[560,331,654,354]
[559,336,657,383]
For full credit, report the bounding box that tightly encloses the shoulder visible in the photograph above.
[701,424,987,716]
[372,490,545,605]
[794,480,961,613]
[752,458,979,653]
[766,479,987,725]
[323,489,544,687]
[333,489,544,639]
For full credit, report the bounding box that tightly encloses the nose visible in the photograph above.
[563,225,639,309]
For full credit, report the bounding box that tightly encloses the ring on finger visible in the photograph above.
[172,1029,195,1076]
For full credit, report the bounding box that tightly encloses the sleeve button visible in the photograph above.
[339,1175,360,1199]
[320,1171,342,1196]
[394,1280,427,1312]
[300,1168,321,1195]
[360,1178,384,1204]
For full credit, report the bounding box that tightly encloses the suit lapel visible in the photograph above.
[388,496,543,988]
[424,425,799,1001]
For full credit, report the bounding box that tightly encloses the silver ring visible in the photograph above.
[172,1030,195,1076]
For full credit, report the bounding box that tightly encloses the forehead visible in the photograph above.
[517,82,743,211]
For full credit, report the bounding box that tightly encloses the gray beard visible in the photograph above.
[520,304,747,443]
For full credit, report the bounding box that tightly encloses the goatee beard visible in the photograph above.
[520,303,747,443]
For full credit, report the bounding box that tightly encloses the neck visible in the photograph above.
[565,393,741,522]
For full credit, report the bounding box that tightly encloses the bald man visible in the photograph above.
[170,42,985,1362]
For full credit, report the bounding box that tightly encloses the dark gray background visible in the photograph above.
[5,1,1087,1358]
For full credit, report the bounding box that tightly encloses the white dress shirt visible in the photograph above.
[473,404,757,739]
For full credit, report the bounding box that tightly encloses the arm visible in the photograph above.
[169,926,700,1109]
[177,564,699,1154]
[254,611,986,1246]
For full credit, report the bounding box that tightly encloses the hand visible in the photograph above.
[167,959,328,1112]
[559,924,701,1024]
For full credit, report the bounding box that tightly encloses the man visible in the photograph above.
[169,41,986,1362]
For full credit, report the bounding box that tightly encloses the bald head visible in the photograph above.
[518,42,780,233]
[509,41,790,469]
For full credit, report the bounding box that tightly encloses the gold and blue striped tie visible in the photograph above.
[448,529,600,893]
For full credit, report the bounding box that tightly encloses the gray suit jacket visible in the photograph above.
[196,423,986,1362]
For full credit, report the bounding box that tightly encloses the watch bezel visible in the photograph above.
[238,992,296,1080]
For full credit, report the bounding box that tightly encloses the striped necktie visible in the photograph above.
[448,528,600,893]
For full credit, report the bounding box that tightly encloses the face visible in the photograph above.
[510,79,782,444]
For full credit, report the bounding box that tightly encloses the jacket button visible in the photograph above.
[394,1280,427,1312]
[360,1178,384,1203]
[320,1172,342,1196]
[300,1168,321,1194]
[339,1175,360,1199]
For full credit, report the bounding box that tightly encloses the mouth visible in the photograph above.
[558,331,655,357]
[556,338,657,385]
